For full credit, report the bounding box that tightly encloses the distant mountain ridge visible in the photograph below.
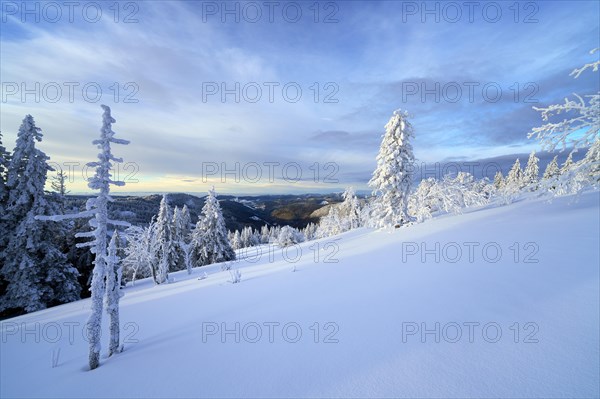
[63,193,345,231]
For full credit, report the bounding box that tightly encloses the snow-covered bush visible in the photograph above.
[123,224,154,284]
[229,269,242,284]
[409,173,489,222]
[278,225,305,247]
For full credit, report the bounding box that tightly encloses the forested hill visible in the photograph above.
[62,193,344,231]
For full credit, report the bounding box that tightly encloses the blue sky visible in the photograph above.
[1,0,598,194]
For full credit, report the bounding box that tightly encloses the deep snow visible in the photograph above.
[1,192,599,398]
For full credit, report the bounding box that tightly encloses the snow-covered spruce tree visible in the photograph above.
[181,204,192,230]
[317,204,345,238]
[368,110,415,228]
[51,168,70,213]
[240,227,251,248]
[561,151,574,174]
[543,156,560,180]
[246,227,260,247]
[105,230,123,357]
[172,206,190,271]
[172,206,184,270]
[269,225,281,242]
[260,225,270,244]
[153,195,176,284]
[192,188,235,266]
[231,230,242,250]
[523,151,540,189]
[556,139,600,193]
[581,138,600,183]
[493,171,505,190]
[529,48,599,152]
[0,132,11,264]
[38,106,130,370]
[175,205,193,271]
[1,115,80,313]
[339,187,362,230]
[303,222,318,241]
[500,158,525,203]
[359,198,374,228]
[0,132,10,218]
[507,158,524,187]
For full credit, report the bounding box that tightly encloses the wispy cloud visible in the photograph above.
[1,0,598,194]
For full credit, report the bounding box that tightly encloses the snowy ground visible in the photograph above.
[1,192,599,398]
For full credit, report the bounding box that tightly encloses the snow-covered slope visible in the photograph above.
[2,192,599,398]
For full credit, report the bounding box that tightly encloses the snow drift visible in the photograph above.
[1,192,599,398]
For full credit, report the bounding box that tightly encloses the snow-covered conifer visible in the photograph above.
[561,151,574,174]
[191,188,235,266]
[316,205,343,237]
[232,230,242,250]
[153,195,176,284]
[0,132,10,217]
[260,225,270,243]
[368,110,415,228]
[339,187,362,230]
[543,156,560,180]
[172,206,192,271]
[303,223,318,241]
[241,226,251,248]
[269,225,281,242]
[579,138,600,184]
[1,115,80,313]
[507,159,524,188]
[37,105,130,370]
[493,171,505,190]
[0,132,11,257]
[523,151,540,189]
[50,169,70,213]
[181,205,192,229]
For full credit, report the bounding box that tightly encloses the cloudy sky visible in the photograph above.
[1,0,598,194]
